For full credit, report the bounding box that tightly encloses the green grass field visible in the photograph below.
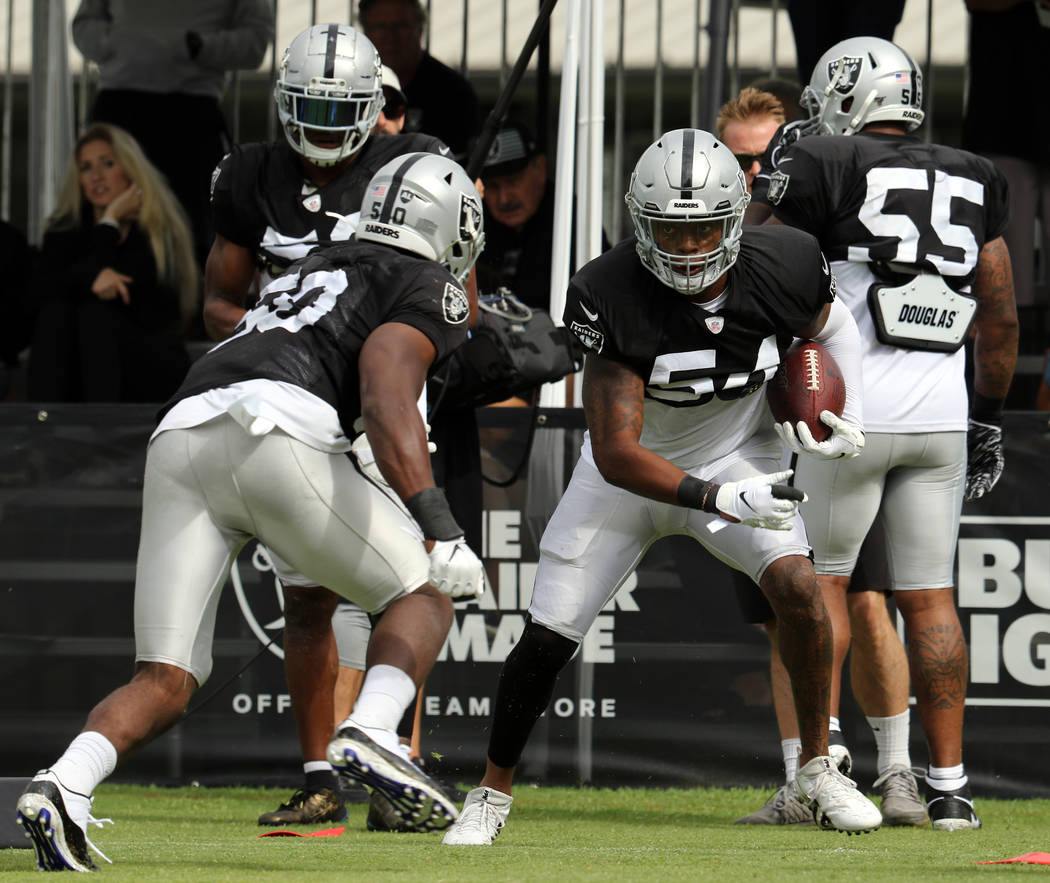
[2,784,1048,880]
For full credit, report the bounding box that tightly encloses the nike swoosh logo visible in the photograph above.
[439,146,451,155]
[739,491,757,512]
[581,304,598,321]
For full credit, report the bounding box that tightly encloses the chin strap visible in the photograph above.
[846,89,879,135]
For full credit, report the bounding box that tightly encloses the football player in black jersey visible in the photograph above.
[442,129,883,846]
[748,37,1018,831]
[14,153,486,871]
[203,23,461,827]
[205,23,454,336]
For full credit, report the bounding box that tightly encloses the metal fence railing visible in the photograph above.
[2,0,946,248]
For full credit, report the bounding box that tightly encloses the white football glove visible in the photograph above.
[713,469,806,531]
[774,410,865,460]
[428,538,486,599]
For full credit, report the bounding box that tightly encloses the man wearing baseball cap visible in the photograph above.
[374,65,407,135]
[477,122,607,309]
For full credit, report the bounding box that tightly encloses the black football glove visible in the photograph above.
[965,418,1004,502]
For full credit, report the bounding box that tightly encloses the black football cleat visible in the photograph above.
[16,771,98,872]
[328,727,458,831]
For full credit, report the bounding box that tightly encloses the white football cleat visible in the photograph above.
[794,756,882,834]
[442,786,513,845]
[828,736,852,776]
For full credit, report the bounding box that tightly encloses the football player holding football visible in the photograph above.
[204,23,457,828]
[441,128,881,846]
[750,36,1017,831]
[15,152,486,872]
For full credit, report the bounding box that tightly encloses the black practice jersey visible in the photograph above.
[766,132,1009,287]
[211,133,450,277]
[564,226,835,409]
[750,119,809,207]
[166,241,470,433]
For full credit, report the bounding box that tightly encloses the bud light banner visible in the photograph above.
[953,414,1050,704]
[0,405,1047,798]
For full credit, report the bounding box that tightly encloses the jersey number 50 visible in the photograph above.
[218,268,344,348]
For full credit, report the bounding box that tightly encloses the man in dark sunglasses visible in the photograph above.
[375,64,408,136]
[717,88,786,193]
[359,0,480,157]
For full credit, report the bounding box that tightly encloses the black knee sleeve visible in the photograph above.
[487,617,579,769]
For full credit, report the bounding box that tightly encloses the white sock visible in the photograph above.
[926,763,967,793]
[343,664,416,754]
[781,738,802,783]
[50,732,117,797]
[303,760,332,774]
[48,732,117,829]
[829,716,841,733]
[866,711,912,775]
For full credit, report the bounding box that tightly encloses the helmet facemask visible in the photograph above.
[276,79,382,165]
[629,207,745,294]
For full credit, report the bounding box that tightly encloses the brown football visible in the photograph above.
[766,341,846,443]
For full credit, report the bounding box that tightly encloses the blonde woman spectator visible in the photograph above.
[27,123,198,402]
[72,0,273,268]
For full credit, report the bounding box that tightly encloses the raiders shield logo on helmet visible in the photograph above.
[443,282,469,324]
[459,192,482,241]
[828,55,863,94]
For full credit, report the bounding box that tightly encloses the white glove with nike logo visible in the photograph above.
[428,538,486,599]
[775,411,865,460]
[713,469,806,530]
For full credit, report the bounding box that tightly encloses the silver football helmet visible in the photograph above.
[625,129,749,294]
[275,23,383,166]
[801,36,924,136]
[356,153,485,282]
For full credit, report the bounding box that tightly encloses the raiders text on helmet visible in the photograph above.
[356,152,485,282]
[275,23,384,166]
[801,36,925,136]
[625,129,750,294]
